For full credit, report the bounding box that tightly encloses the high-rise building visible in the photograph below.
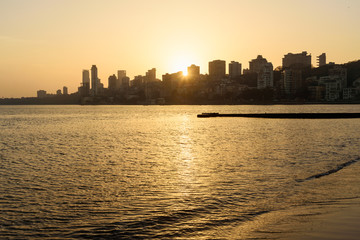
[209,60,226,80]
[91,65,98,96]
[249,55,268,73]
[82,70,90,96]
[257,62,273,89]
[108,74,117,91]
[249,56,273,89]
[117,70,126,89]
[283,69,303,95]
[37,90,47,98]
[329,65,347,90]
[82,70,90,85]
[229,61,242,78]
[122,76,130,88]
[145,68,156,82]
[282,51,311,69]
[132,75,144,88]
[162,71,184,98]
[63,86,68,95]
[187,64,200,79]
[317,53,326,67]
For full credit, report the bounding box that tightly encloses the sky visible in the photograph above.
[1,0,360,98]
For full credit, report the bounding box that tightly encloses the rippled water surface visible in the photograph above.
[1,105,360,239]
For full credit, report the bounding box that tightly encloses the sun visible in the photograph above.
[169,54,197,76]
[171,57,188,75]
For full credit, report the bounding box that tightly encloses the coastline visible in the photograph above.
[1,100,360,106]
[292,206,360,240]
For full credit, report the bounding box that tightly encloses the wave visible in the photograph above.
[297,157,360,182]
[65,209,270,239]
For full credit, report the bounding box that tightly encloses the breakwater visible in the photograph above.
[197,112,360,118]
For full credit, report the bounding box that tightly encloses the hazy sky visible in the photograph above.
[1,0,360,97]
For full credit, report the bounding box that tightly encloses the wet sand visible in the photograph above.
[293,207,360,240]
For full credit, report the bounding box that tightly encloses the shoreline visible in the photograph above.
[2,102,360,106]
[292,206,360,240]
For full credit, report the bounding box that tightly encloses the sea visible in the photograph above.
[1,104,360,239]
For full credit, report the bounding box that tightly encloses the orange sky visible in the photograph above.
[1,0,360,98]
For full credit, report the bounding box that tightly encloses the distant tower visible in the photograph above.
[63,86,68,95]
[187,64,200,79]
[249,55,273,89]
[209,60,226,80]
[146,68,156,82]
[117,70,126,89]
[229,61,242,78]
[317,53,326,67]
[108,74,117,91]
[250,55,269,73]
[37,90,47,98]
[91,65,98,96]
[82,70,90,84]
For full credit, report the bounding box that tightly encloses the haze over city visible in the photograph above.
[1,0,360,98]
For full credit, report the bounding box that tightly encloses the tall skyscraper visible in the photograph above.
[209,60,226,80]
[63,86,68,95]
[117,70,126,89]
[91,65,98,96]
[317,53,326,67]
[82,70,90,96]
[82,70,90,85]
[229,61,242,78]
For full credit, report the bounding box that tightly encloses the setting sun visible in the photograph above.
[168,52,199,76]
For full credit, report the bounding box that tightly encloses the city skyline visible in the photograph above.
[1,0,360,98]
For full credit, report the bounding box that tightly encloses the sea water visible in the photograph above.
[1,105,360,239]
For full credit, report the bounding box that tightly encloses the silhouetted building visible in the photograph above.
[82,70,90,95]
[249,55,268,73]
[63,86,68,95]
[319,76,340,101]
[132,75,144,88]
[162,71,184,98]
[317,53,326,67]
[329,65,347,90]
[209,60,226,80]
[187,64,200,79]
[145,68,156,83]
[258,62,273,89]
[82,70,90,84]
[108,74,117,91]
[91,65,99,96]
[229,61,242,79]
[122,76,130,88]
[37,90,47,98]
[249,55,273,89]
[117,70,126,89]
[283,69,303,96]
[282,51,311,69]
[56,89,62,95]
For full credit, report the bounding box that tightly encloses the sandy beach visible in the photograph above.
[292,206,360,240]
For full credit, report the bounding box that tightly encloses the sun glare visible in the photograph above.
[170,54,197,76]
